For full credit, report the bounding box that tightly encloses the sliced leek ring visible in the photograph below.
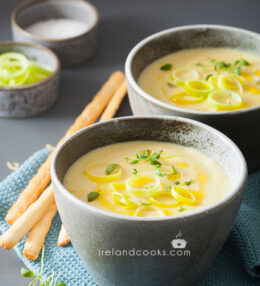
[134,205,165,217]
[149,192,179,208]
[170,91,206,105]
[126,175,162,196]
[0,52,29,79]
[84,163,122,183]
[171,67,199,86]
[172,186,197,206]
[184,80,214,97]
[207,90,242,110]
[218,74,244,94]
[0,70,30,87]
[109,183,138,210]
[208,75,219,88]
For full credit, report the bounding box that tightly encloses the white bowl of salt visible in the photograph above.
[11,0,99,68]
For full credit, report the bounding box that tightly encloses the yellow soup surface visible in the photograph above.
[138,48,260,111]
[63,141,230,217]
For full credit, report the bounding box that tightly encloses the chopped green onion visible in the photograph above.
[106,163,120,175]
[160,63,172,71]
[214,61,230,71]
[233,67,241,76]
[178,206,185,212]
[88,192,100,202]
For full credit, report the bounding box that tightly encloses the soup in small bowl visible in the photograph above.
[51,116,247,286]
[126,25,260,172]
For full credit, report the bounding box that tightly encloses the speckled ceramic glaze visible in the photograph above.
[51,116,247,286]
[125,25,260,173]
[11,0,99,68]
[0,42,59,118]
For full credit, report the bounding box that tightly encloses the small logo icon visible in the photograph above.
[171,230,187,249]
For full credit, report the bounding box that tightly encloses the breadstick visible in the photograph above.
[0,186,55,250]
[58,78,128,247]
[6,155,53,225]
[100,79,127,121]
[58,224,71,247]
[6,71,125,225]
[23,203,57,260]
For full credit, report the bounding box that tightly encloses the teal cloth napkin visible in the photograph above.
[0,148,260,285]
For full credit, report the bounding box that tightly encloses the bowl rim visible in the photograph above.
[0,41,60,91]
[51,115,248,222]
[11,0,99,43]
[125,24,260,116]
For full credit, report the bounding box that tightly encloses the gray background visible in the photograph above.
[0,0,259,285]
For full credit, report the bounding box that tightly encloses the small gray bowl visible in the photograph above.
[51,116,247,286]
[125,24,260,173]
[0,42,59,118]
[11,0,99,68]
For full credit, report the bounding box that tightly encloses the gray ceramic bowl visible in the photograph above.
[125,24,260,173]
[51,116,247,286]
[11,0,99,68]
[0,42,59,118]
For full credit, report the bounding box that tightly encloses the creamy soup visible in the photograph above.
[138,48,260,111]
[63,141,230,217]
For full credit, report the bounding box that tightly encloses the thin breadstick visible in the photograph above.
[6,155,53,225]
[0,186,55,250]
[58,78,127,247]
[23,203,57,260]
[58,224,71,247]
[5,71,125,225]
[100,79,127,121]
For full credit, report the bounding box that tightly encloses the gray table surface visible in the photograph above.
[0,0,259,285]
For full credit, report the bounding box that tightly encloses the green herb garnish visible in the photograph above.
[133,168,139,175]
[156,166,165,177]
[139,200,151,206]
[171,165,177,175]
[214,61,230,71]
[106,163,120,175]
[206,74,213,81]
[88,192,100,202]
[20,246,66,286]
[232,58,249,66]
[167,82,176,88]
[130,159,139,164]
[173,180,180,185]
[231,59,249,75]
[149,150,163,166]
[233,67,241,76]
[160,63,172,71]
[126,149,165,175]
[185,179,193,186]
[178,206,185,212]
[139,150,150,159]
[196,62,203,67]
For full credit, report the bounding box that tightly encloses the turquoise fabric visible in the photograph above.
[0,148,259,285]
